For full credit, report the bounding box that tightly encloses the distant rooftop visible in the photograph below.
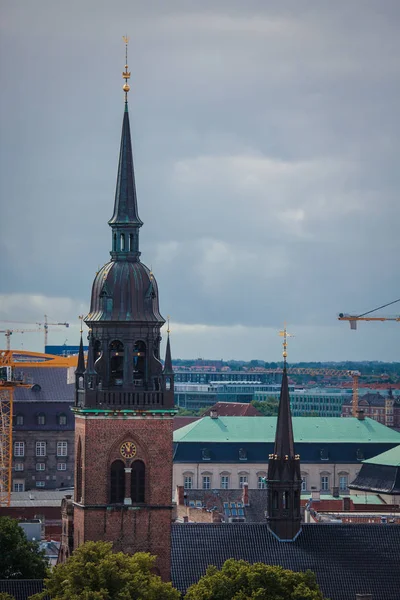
[201,402,262,417]
[174,416,400,444]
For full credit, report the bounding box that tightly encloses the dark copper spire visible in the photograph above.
[267,325,301,541]
[75,331,85,376]
[163,317,173,374]
[109,37,143,262]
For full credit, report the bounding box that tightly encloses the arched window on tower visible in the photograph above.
[129,234,133,252]
[113,233,117,252]
[109,340,124,386]
[94,339,102,363]
[120,233,125,251]
[131,460,145,503]
[133,341,146,385]
[75,438,83,503]
[283,490,290,510]
[273,490,279,510]
[110,460,125,503]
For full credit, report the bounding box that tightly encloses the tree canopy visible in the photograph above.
[30,541,180,600]
[0,517,48,580]
[185,559,327,600]
[251,398,279,416]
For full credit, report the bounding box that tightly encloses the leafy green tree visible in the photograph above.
[0,593,16,600]
[0,516,48,579]
[185,559,327,600]
[30,541,180,600]
[251,397,279,416]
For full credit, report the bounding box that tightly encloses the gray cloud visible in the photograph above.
[0,0,399,359]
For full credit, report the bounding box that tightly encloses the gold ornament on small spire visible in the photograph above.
[122,35,131,101]
[78,315,84,334]
[167,315,171,335]
[279,322,294,365]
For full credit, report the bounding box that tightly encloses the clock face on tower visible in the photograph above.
[120,441,137,459]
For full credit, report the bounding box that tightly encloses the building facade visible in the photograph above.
[342,390,400,428]
[173,415,400,496]
[12,367,74,492]
[71,54,175,579]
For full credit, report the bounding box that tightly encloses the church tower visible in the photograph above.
[267,327,301,540]
[73,40,175,579]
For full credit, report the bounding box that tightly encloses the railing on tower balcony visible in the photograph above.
[76,387,174,409]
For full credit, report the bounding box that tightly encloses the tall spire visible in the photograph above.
[109,36,143,261]
[163,316,173,374]
[267,324,301,541]
[274,325,295,459]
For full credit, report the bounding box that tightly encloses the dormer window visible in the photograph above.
[15,414,24,426]
[356,448,364,461]
[58,414,67,426]
[202,448,211,461]
[320,448,329,461]
[239,448,247,461]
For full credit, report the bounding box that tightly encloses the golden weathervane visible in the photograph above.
[122,35,131,100]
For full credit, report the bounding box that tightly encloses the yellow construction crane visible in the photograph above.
[0,350,78,506]
[0,368,31,506]
[0,315,69,351]
[338,297,400,330]
[0,328,43,351]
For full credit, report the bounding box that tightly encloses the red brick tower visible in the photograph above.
[72,41,175,580]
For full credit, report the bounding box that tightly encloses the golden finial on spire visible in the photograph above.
[122,35,131,101]
[167,315,171,335]
[78,315,84,334]
[279,322,294,364]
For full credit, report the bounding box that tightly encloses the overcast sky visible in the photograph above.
[0,1,399,362]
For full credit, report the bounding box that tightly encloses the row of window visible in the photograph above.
[184,474,267,490]
[14,462,67,472]
[14,441,68,457]
[200,448,364,462]
[14,413,68,426]
[184,473,349,492]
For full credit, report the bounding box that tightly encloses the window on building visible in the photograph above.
[221,475,229,489]
[57,463,67,471]
[320,448,329,460]
[58,414,67,426]
[36,441,46,457]
[282,490,290,509]
[14,442,25,457]
[356,448,364,461]
[15,414,24,426]
[14,482,24,492]
[239,448,247,461]
[57,441,68,457]
[14,462,24,471]
[258,476,267,489]
[37,413,46,426]
[36,463,45,471]
[202,475,211,490]
[202,448,211,461]
[339,475,348,491]
[131,460,145,503]
[110,340,124,385]
[239,475,248,489]
[110,460,125,503]
[301,476,307,491]
[36,481,45,488]
[320,475,329,491]
[184,475,192,489]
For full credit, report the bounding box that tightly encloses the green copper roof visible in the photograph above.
[363,444,400,467]
[300,493,385,504]
[173,416,400,444]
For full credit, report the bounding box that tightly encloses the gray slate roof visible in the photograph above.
[171,522,400,600]
[0,580,45,600]
[13,367,74,403]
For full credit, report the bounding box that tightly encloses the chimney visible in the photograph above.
[343,496,351,511]
[210,409,218,419]
[242,482,249,506]
[183,516,188,523]
[356,409,365,421]
[332,486,340,498]
[176,486,185,506]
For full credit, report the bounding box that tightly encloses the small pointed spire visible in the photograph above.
[75,317,85,375]
[85,330,97,376]
[163,316,173,374]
